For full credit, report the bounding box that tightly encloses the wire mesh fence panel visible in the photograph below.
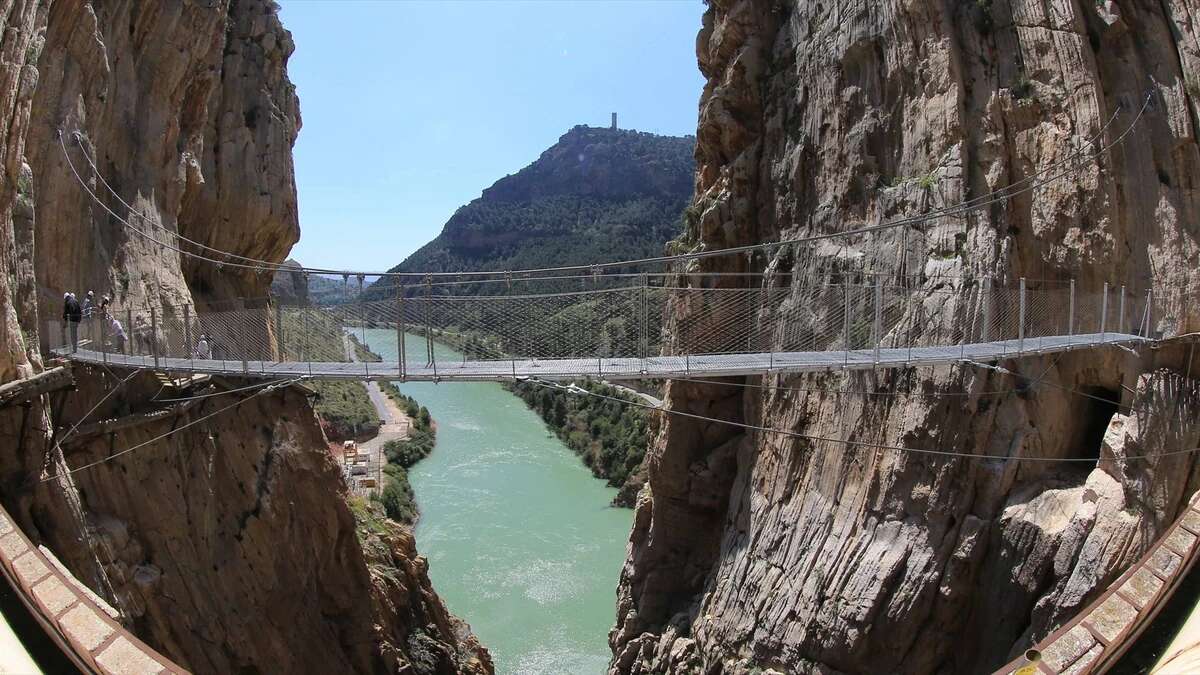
[42,273,1177,380]
[668,287,762,356]
[770,284,832,353]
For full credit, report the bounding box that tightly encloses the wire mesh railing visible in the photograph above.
[44,277,1174,379]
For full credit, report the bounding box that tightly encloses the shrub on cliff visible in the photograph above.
[377,465,418,524]
[313,380,379,441]
[506,379,648,502]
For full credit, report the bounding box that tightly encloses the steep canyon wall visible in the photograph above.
[612,0,1200,673]
[0,1,489,673]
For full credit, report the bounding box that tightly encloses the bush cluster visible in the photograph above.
[507,380,647,489]
[370,381,438,524]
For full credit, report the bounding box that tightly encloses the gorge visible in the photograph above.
[0,1,1199,674]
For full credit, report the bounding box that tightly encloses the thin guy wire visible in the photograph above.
[43,377,300,481]
[525,372,1195,464]
[56,369,141,448]
[57,97,1146,280]
[79,98,1122,276]
[152,377,301,402]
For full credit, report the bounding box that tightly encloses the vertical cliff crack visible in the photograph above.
[235,422,275,535]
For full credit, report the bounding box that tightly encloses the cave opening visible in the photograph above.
[1069,385,1121,467]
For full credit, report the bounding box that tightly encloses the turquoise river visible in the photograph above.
[361,328,633,673]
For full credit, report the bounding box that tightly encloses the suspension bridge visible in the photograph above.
[44,94,1175,382]
[21,89,1200,675]
[48,276,1167,381]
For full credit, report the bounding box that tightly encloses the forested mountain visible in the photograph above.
[366,125,694,298]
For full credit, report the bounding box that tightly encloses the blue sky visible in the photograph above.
[277,0,706,272]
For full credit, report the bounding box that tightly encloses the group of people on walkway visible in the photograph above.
[61,290,217,360]
[61,290,121,353]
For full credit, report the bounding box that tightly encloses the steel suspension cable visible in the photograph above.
[525,368,1194,463]
[57,95,1148,280]
[55,369,141,448]
[152,376,305,403]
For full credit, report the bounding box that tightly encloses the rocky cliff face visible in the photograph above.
[611,1,1200,673]
[0,2,490,673]
[38,368,490,674]
[27,0,299,312]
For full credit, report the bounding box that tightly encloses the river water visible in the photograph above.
[359,329,632,674]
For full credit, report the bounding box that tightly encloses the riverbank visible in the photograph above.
[375,382,437,524]
[355,328,632,672]
[342,330,438,524]
[506,379,650,507]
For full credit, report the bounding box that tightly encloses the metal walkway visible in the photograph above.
[46,276,1171,382]
[54,332,1149,382]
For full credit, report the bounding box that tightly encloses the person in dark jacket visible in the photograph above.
[62,292,82,352]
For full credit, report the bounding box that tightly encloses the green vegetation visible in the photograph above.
[306,126,689,510]
[276,311,379,441]
[363,126,694,303]
[1012,74,1035,100]
[507,379,648,505]
[348,495,392,541]
[348,332,382,362]
[366,380,438,524]
[380,381,436,467]
[271,258,363,306]
[312,380,379,440]
[347,495,412,580]
[377,464,418,525]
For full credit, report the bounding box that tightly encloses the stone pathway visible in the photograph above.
[0,505,187,674]
[994,489,1200,674]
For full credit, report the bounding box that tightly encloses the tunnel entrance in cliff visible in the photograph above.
[1068,386,1120,469]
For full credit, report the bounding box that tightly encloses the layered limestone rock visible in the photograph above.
[26,0,300,314]
[36,368,490,674]
[0,0,65,521]
[612,0,1200,673]
[0,2,490,673]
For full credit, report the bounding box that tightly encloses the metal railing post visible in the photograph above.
[150,305,160,369]
[1118,285,1126,335]
[273,302,282,360]
[424,276,434,367]
[1067,279,1075,347]
[100,312,107,364]
[1018,277,1026,354]
[301,273,309,362]
[873,275,882,364]
[241,307,250,374]
[184,304,193,362]
[981,276,992,342]
[1146,288,1154,337]
[843,284,851,368]
[397,288,406,380]
[124,306,132,355]
[358,274,366,351]
[640,274,649,362]
[1100,282,1109,340]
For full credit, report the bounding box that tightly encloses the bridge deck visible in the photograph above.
[55,332,1147,381]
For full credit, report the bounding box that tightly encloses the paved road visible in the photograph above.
[343,333,410,493]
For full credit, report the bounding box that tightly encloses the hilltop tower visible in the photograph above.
[611,112,617,130]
